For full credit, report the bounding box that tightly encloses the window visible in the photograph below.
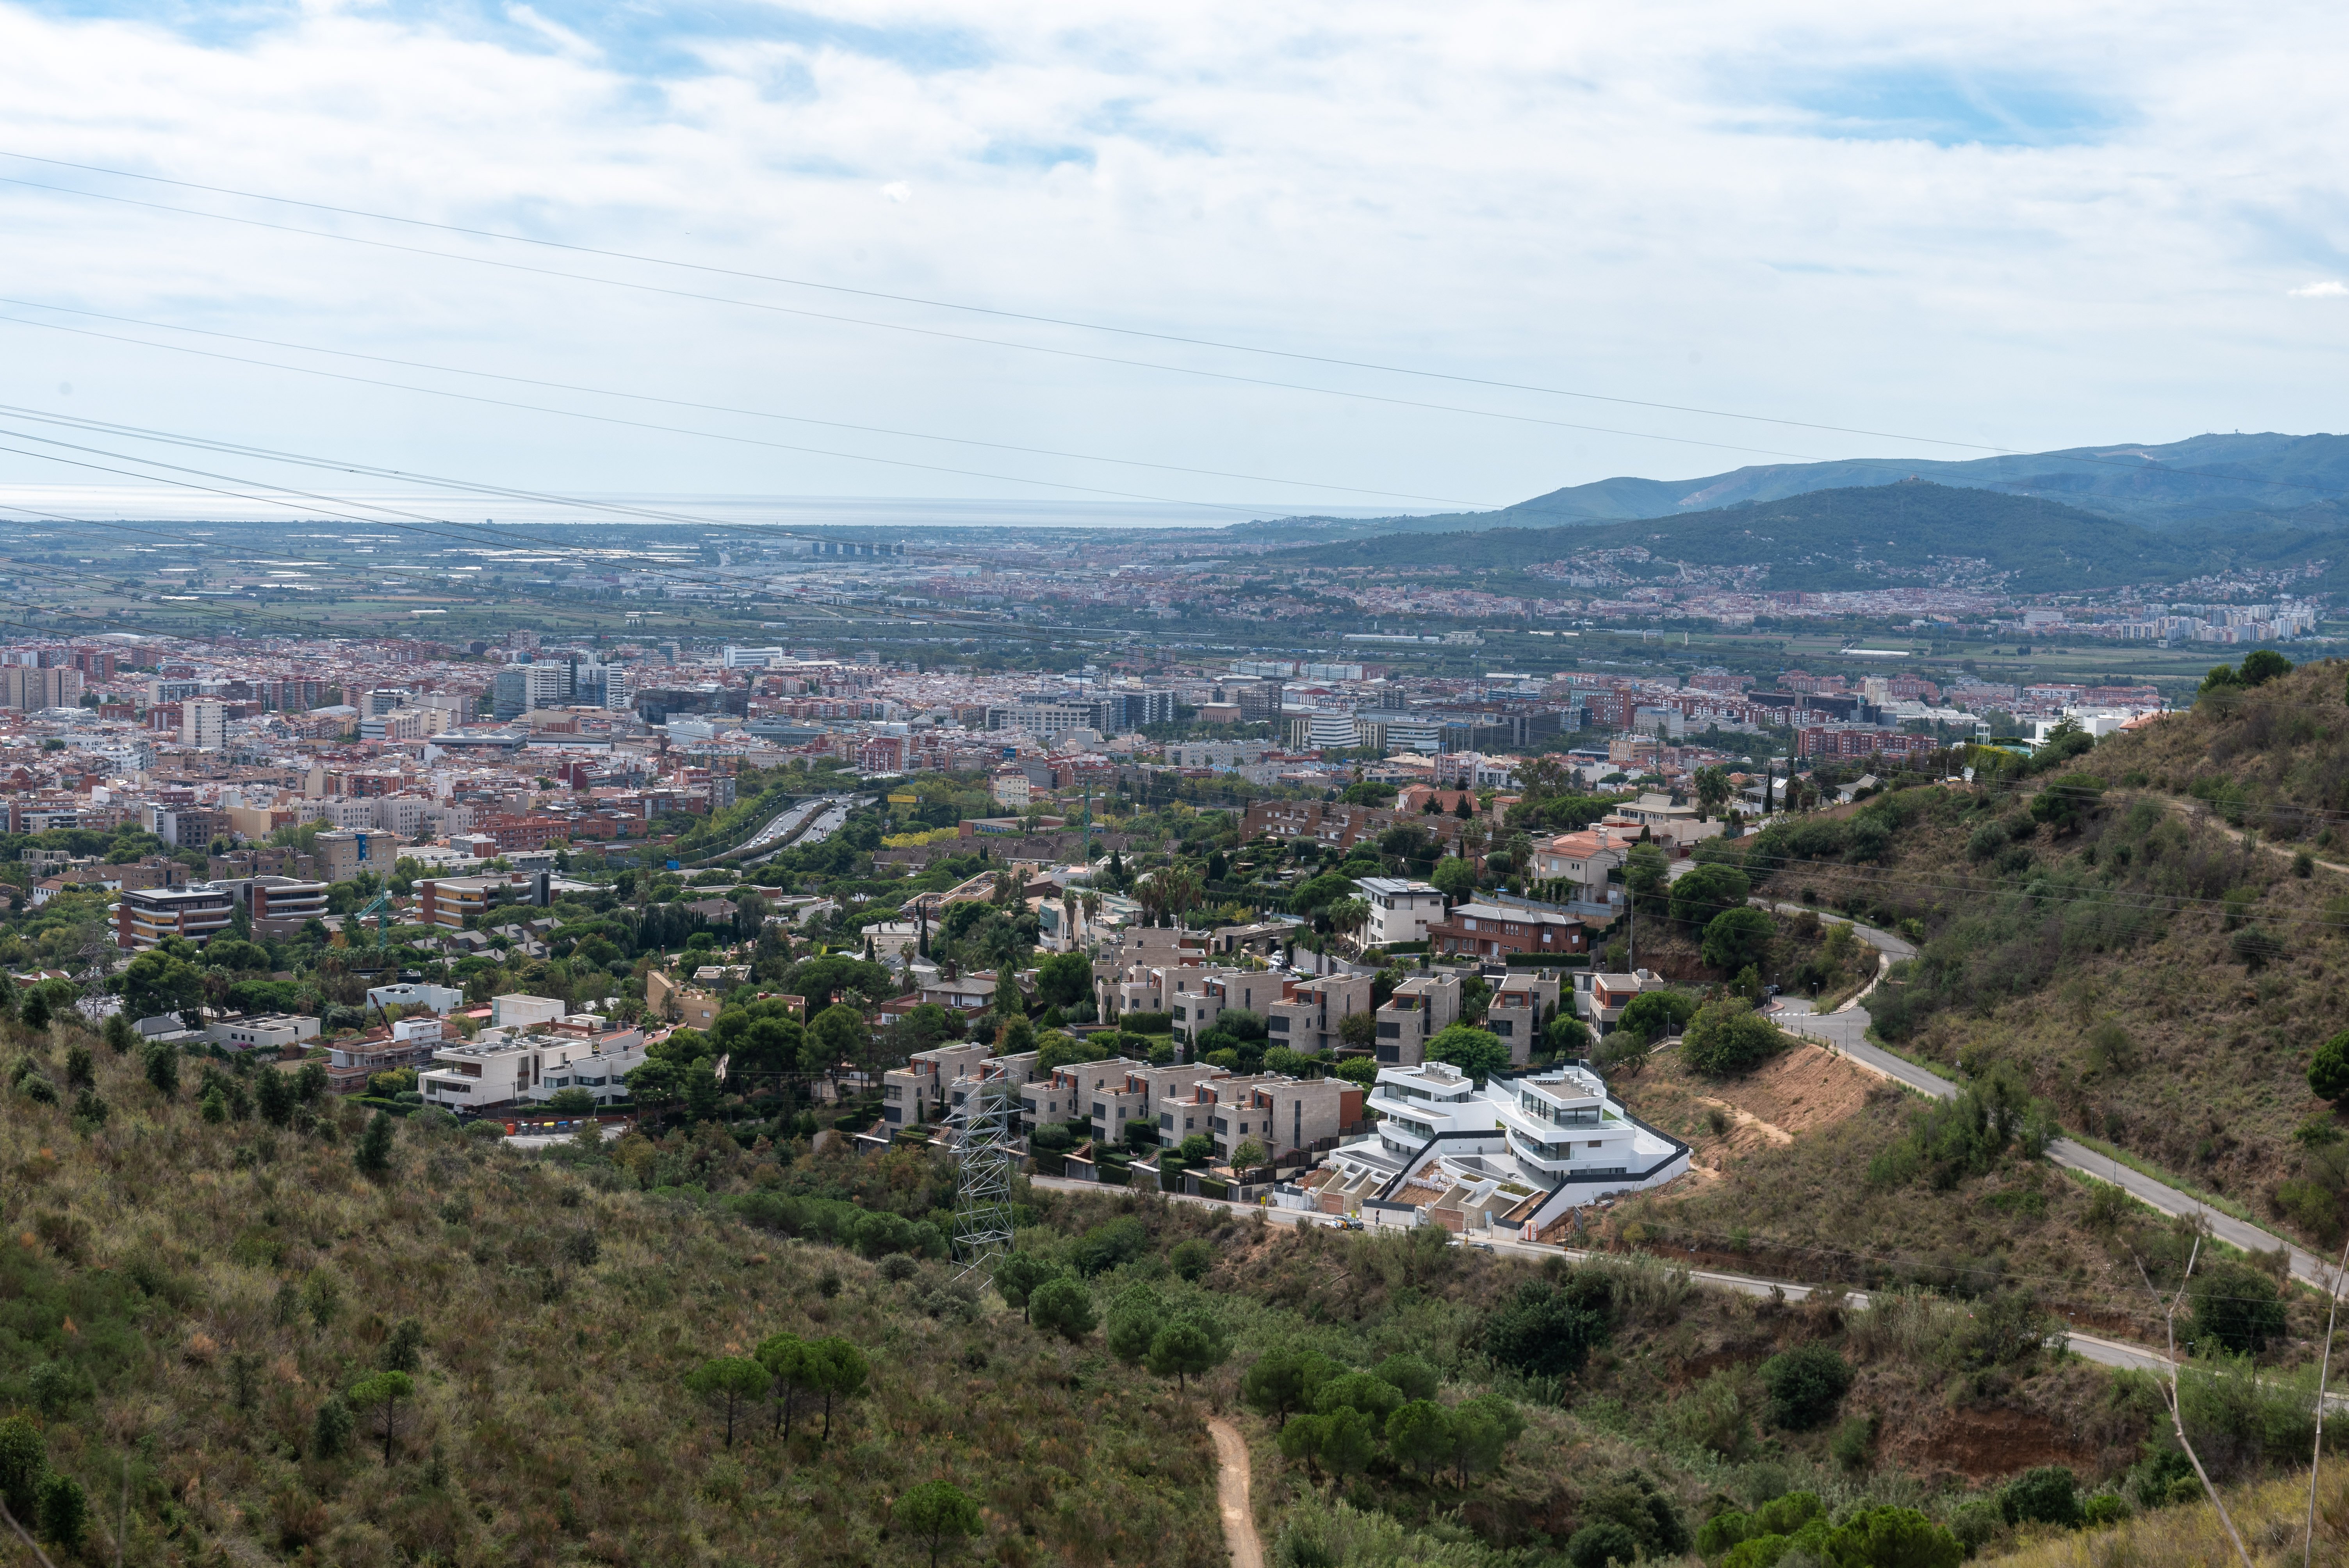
[1268,1015,1289,1032]
[1376,1021,1401,1038]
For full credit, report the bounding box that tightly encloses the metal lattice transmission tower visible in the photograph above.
[951,1066,1018,1279]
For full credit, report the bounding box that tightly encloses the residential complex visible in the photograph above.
[1315,1060,1688,1234]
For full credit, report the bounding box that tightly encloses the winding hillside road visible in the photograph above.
[1763,902,2340,1294]
[1026,1176,2180,1378]
[1205,1418,1264,1568]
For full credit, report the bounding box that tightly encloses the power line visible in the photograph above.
[0,307,1490,511]
[0,300,1494,510]
[0,151,2028,451]
[0,172,1848,468]
[4,154,2342,512]
[8,148,2342,503]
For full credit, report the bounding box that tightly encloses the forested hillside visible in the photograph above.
[1230,430,2349,539]
[5,999,2316,1568]
[1257,482,2349,592]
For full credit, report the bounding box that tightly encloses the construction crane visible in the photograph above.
[352,890,394,940]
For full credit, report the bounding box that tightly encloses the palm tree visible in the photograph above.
[1158,863,1204,928]
[1326,896,1371,954]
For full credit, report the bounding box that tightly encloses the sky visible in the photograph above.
[0,0,2346,526]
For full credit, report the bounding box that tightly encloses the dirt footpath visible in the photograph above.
[1206,1418,1264,1568]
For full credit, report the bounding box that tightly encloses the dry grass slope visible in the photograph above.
[0,1030,1224,1568]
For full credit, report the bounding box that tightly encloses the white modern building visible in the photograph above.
[1355,877,1447,948]
[417,1014,646,1112]
[1314,1060,1687,1234]
[366,980,467,1016]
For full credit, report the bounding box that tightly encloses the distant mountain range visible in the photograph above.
[1234,431,2349,542]
[1258,480,2349,593]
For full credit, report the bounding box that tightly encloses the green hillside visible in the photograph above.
[1231,431,2349,540]
[0,1000,2287,1568]
[1263,481,2345,591]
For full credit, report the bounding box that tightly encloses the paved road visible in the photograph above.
[1025,1176,2180,1376]
[738,794,861,866]
[1759,903,2342,1294]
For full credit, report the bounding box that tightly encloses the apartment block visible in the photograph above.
[418,1014,645,1112]
[1427,901,1584,960]
[1265,973,1374,1056]
[205,1013,321,1052]
[1485,972,1563,1064]
[1372,971,1463,1066]
[1019,1056,1142,1134]
[881,1041,997,1129]
[417,871,542,929]
[1578,970,1668,1031]
[1173,967,1289,1043]
[180,700,226,750]
[116,884,236,950]
[1093,1061,1225,1146]
[1356,877,1447,948]
[226,875,331,935]
[314,828,404,884]
[1158,1072,1360,1167]
[1,666,83,711]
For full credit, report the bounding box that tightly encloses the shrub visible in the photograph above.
[1681,999,1784,1077]
[2001,1465,2082,1528]
[1565,1522,1640,1568]
[1616,989,1695,1046]
[2188,1259,2286,1354]
[2231,925,2285,970]
[1479,1274,1613,1380]
[1826,1506,1961,1568]
[312,1397,355,1460]
[37,1472,87,1552]
[1759,1342,1852,1430]
[896,1480,982,1568]
[2029,773,2104,834]
[1029,1278,1096,1343]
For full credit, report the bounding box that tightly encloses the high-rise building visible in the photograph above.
[182,700,226,750]
[1091,690,1177,731]
[492,664,569,720]
[1236,680,1284,724]
[2,666,83,711]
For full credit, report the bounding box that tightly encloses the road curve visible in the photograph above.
[1761,902,2340,1294]
[1205,1418,1264,1568]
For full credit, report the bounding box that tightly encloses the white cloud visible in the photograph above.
[2290,280,2349,298]
[0,0,2345,514]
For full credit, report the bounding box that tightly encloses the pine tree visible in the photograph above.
[355,1110,396,1180]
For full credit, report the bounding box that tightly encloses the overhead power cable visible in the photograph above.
[0,172,1852,468]
[0,305,1495,510]
[3,152,2342,509]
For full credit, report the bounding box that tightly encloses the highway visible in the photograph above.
[724,793,863,866]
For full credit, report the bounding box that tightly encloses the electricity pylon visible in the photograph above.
[950,1065,1017,1281]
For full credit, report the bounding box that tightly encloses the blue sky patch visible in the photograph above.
[1781,64,2121,147]
[19,0,991,78]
